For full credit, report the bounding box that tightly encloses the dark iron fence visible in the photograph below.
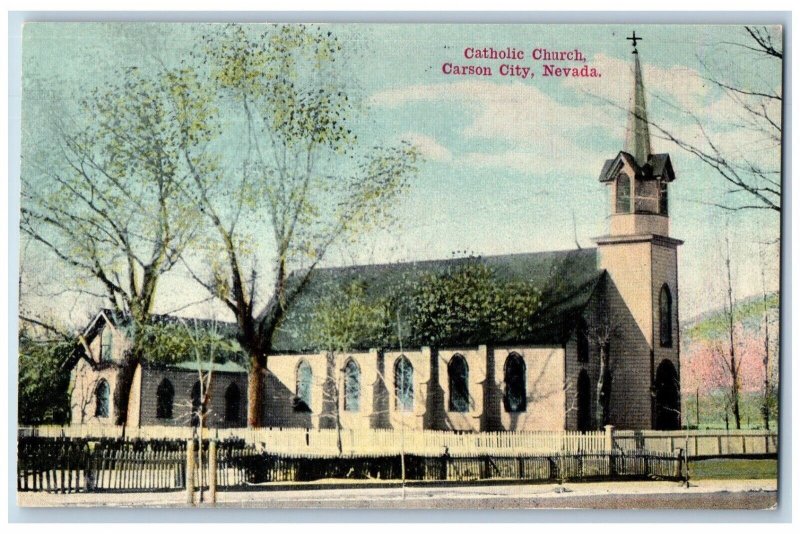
[18,436,683,493]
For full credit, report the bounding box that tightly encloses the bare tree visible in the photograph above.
[597,26,782,212]
[758,243,778,429]
[588,318,616,430]
[715,235,743,429]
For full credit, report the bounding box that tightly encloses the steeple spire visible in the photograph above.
[624,36,652,167]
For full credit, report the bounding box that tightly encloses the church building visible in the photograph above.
[68,44,682,433]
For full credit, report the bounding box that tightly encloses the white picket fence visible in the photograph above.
[20,424,608,457]
[20,425,777,458]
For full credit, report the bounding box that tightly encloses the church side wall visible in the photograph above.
[262,345,567,432]
[137,368,247,428]
[492,346,566,431]
[69,358,119,425]
[437,347,485,432]
[263,350,430,431]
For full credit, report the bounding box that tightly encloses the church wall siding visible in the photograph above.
[651,242,681,423]
[598,241,655,429]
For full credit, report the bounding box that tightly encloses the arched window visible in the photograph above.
[616,174,631,214]
[343,359,361,412]
[95,379,110,418]
[224,383,241,423]
[448,354,470,413]
[191,381,206,426]
[577,317,589,363]
[156,378,174,419]
[503,353,527,413]
[295,360,312,413]
[660,284,673,348]
[394,356,414,412]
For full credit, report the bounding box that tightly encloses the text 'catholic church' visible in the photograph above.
[69,42,683,433]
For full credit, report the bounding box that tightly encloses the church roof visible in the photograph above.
[599,151,675,183]
[73,248,603,360]
[272,248,604,352]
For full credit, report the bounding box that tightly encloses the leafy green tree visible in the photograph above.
[21,66,217,424]
[136,321,245,368]
[406,260,542,347]
[18,335,73,425]
[180,25,419,426]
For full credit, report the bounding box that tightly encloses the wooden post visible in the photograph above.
[604,425,614,477]
[208,440,217,505]
[185,439,195,505]
[604,425,614,451]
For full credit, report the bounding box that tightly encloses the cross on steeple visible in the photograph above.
[627,31,642,54]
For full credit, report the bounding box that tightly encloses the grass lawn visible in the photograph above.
[688,458,778,480]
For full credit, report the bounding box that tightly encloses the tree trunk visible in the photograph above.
[247,360,264,428]
[724,236,742,430]
[113,356,139,426]
[596,344,610,430]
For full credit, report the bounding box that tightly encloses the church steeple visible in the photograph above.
[597,31,676,238]
[624,51,652,167]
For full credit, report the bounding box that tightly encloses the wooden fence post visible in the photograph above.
[208,440,217,505]
[185,439,195,506]
[604,425,615,451]
[604,425,614,477]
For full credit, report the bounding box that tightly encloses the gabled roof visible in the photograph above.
[272,248,604,351]
[599,151,675,183]
[67,309,242,371]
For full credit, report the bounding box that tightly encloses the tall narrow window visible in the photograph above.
[394,356,414,412]
[660,284,673,348]
[616,174,631,214]
[295,360,312,412]
[100,327,113,362]
[577,317,589,363]
[95,379,110,418]
[503,353,527,413]
[448,354,470,412]
[225,383,241,423]
[659,181,669,215]
[156,378,174,419]
[343,359,361,412]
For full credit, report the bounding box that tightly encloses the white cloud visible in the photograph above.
[371,79,611,176]
[563,53,710,111]
[400,132,452,162]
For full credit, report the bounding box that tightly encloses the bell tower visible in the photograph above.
[594,33,683,430]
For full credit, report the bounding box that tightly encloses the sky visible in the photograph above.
[19,23,783,328]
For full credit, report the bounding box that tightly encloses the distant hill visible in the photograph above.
[683,292,779,341]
